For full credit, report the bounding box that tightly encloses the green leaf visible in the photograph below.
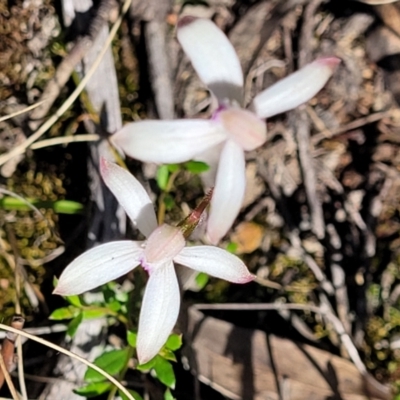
[82,308,109,320]
[184,160,209,174]
[156,165,169,191]
[107,299,121,312]
[195,272,209,290]
[164,388,175,400]
[0,197,84,214]
[167,164,179,173]
[226,242,238,254]
[127,330,137,348]
[153,357,176,389]
[163,194,175,211]
[52,200,84,214]
[137,356,157,370]
[74,381,112,397]
[66,295,81,307]
[49,306,78,320]
[160,349,176,362]
[103,283,117,303]
[165,334,182,351]
[119,389,143,400]
[67,313,83,337]
[84,348,130,383]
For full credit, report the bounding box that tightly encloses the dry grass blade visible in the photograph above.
[0,351,19,400]
[0,0,132,168]
[30,134,100,150]
[0,100,48,123]
[7,229,28,400]
[0,324,136,400]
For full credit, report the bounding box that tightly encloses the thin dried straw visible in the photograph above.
[30,134,99,150]
[0,324,135,400]
[0,100,47,123]
[0,351,19,400]
[0,0,132,167]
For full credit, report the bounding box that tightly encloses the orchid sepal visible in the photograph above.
[251,57,341,119]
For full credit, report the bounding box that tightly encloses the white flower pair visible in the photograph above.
[55,16,339,364]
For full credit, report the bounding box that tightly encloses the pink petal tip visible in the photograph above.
[177,15,197,28]
[315,56,341,70]
[240,273,256,284]
[99,157,109,176]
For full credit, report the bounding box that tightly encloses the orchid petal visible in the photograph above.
[177,17,244,104]
[137,262,180,364]
[207,140,246,244]
[251,57,340,119]
[195,143,223,189]
[112,120,227,164]
[53,241,143,295]
[174,246,254,283]
[100,158,157,237]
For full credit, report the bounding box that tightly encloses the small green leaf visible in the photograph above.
[74,382,112,397]
[127,330,137,348]
[84,348,130,383]
[165,334,182,351]
[0,197,84,214]
[52,199,84,214]
[160,349,176,362]
[167,164,179,173]
[103,283,117,303]
[163,194,175,211]
[82,308,108,320]
[137,356,157,370]
[66,295,81,307]
[107,300,121,312]
[226,242,238,254]
[153,357,176,389]
[184,161,209,174]
[67,313,83,337]
[49,306,78,320]
[164,388,175,400]
[195,272,209,289]
[119,389,143,400]
[156,165,169,190]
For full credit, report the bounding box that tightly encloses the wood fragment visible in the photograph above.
[29,0,118,128]
[293,110,325,239]
[144,20,175,119]
[186,307,392,400]
[292,0,326,239]
[0,315,25,390]
[130,0,174,119]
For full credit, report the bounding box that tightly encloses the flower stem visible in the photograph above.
[157,170,179,224]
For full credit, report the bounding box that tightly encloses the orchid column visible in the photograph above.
[112,17,340,244]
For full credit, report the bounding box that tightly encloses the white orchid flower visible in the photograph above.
[53,158,253,364]
[112,16,340,244]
